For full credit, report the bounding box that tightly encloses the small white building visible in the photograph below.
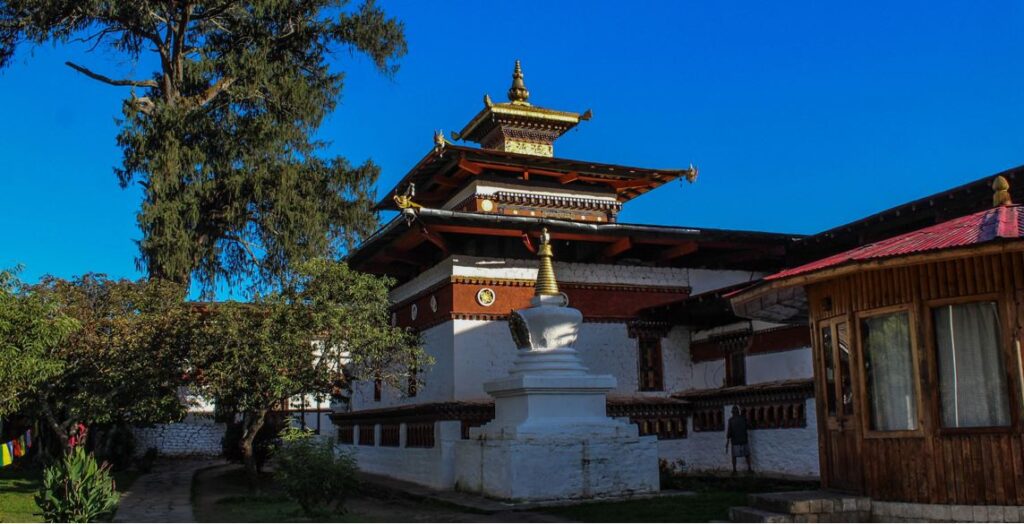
[332,63,819,490]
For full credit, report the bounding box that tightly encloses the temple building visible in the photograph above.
[331,62,821,488]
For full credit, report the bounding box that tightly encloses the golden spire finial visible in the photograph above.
[534,228,559,296]
[507,60,530,105]
[993,175,1013,207]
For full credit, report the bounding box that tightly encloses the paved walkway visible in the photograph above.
[113,458,223,523]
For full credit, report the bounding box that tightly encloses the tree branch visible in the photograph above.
[187,76,236,108]
[65,62,159,88]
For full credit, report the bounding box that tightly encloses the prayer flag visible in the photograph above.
[18,436,27,456]
[25,429,31,449]
[1,442,11,467]
[12,438,22,458]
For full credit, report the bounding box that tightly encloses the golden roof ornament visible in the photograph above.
[393,183,422,210]
[507,60,530,105]
[534,228,560,296]
[993,175,1013,207]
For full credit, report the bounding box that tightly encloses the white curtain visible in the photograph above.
[934,302,1009,428]
[862,312,918,431]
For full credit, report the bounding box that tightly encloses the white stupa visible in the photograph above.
[453,228,660,501]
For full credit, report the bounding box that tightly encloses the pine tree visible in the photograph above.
[0,1,406,294]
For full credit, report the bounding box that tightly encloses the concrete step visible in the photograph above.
[729,506,793,523]
[748,491,869,515]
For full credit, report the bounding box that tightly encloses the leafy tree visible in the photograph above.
[0,1,407,294]
[28,275,192,454]
[190,259,423,487]
[0,269,77,418]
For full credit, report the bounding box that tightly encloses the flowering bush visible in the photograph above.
[36,447,120,523]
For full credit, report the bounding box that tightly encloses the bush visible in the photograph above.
[35,447,120,523]
[274,428,358,517]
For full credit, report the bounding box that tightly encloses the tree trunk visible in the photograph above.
[240,409,268,492]
[38,398,72,454]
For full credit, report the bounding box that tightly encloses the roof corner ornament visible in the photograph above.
[993,175,1013,207]
[394,183,422,225]
[534,228,560,297]
[685,163,699,184]
[581,109,593,121]
[507,60,530,105]
[483,93,493,108]
[433,129,450,155]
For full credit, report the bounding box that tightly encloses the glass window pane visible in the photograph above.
[861,312,918,431]
[821,325,837,416]
[934,302,1009,428]
[837,322,854,416]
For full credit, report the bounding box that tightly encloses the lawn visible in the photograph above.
[541,475,819,523]
[0,464,139,523]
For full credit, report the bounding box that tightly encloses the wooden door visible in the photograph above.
[818,319,863,492]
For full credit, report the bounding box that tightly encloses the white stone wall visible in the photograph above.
[657,398,820,478]
[336,421,461,490]
[132,414,226,457]
[353,318,689,410]
[746,348,814,384]
[351,320,456,409]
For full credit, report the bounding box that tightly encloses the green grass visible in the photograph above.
[0,464,140,523]
[541,475,819,523]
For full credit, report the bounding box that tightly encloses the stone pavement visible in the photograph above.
[113,458,224,523]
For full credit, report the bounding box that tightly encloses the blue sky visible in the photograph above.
[2,0,1024,290]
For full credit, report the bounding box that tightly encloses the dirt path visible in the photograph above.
[192,464,567,523]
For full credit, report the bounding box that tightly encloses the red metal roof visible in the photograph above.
[765,204,1023,281]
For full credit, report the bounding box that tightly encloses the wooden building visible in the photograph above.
[731,177,1024,505]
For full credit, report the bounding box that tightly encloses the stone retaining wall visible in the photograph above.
[133,415,225,457]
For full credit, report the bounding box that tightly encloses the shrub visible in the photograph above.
[35,447,120,523]
[274,427,358,517]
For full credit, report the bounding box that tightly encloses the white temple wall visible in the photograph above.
[451,319,686,400]
[746,348,814,384]
[388,255,762,306]
[657,398,820,478]
[351,321,456,410]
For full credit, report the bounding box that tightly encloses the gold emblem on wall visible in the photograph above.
[476,288,497,307]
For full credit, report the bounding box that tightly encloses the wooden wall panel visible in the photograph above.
[807,251,1024,505]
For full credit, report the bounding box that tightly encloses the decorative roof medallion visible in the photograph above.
[451,60,592,158]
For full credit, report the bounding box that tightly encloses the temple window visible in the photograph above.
[933,301,1010,429]
[726,350,746,387]
[638,336,664,392]
[408,359,419,398]
[860,311,919,431]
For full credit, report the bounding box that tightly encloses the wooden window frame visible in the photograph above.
[725,348,747,388]
[637,336,664,392]
[854,304,926,439]
[815,314,850,424]
[924,292,1017,435]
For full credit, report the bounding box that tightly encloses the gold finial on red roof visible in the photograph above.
[993,176,1013,207]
